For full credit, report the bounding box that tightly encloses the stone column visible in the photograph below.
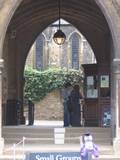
[112,59,120,154]
[0,59,4,154]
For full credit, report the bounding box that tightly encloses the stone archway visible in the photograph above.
[0,0,120,153]
[0,0,119,58]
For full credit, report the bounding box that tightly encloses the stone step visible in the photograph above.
[3,131,111,139]
[2,126,112,146]
[4,138,112,146]
[3,144,114,156]
[1,126,117,159]
[2,126,54,134]
[3,132,111,140]
[4,138,54,145]
[3,126,111,132]
[2,127,111,138]
[65,127,111,133]
[2,127,112,144]
[0,148,119,160]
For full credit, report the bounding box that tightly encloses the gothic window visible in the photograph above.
[71,33,80,70]
[36,34,45,70]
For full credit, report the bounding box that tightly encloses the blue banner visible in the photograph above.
[25,152,81,160]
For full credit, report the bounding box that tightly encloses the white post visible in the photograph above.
[79,135,83,147]
[22,137,25,160]
[13,143,16,160]
[54,128,65,144]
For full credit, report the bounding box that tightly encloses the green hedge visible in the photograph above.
[24,67,83,102]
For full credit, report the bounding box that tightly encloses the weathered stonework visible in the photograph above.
[24,90,63,121]
[34,90,63,121]
[26,23,95,71]
[112,0,120,16]
[0,0,120,153]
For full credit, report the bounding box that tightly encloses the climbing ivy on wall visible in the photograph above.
[24,67,83,102]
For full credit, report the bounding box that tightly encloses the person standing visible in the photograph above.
[70,84,83,127]
[28,100,35,125]
[80,133,99,160]
[62,83,73,127]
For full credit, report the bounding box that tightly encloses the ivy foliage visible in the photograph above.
[24,67,83,102]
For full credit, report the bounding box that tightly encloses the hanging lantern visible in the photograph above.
[53,0,66,45]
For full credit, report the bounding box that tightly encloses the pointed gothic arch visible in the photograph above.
[0,0,120,153]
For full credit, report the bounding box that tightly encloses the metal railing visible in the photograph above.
[3,137,26,160]
[13,137,26,160]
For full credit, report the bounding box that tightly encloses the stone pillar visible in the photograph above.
[112,59,120,154]
[0,59,4,154]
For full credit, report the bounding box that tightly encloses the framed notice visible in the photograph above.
[102,106,111,127]
[87,76,94,85]
[86,76,98,98]
[100,75,109,88]
[87,89,98,98]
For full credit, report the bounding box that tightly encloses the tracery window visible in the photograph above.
[36,34,45,70]
[70,33,80,70]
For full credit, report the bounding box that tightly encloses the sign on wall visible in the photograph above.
[100,75,109,88]
[25,152,81,160]
[102,106,111,127]
[86,76,98,98]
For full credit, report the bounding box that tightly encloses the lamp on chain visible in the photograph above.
[53,0,66,45]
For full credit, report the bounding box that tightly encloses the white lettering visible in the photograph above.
[56,154,62,160]
[56,155,81,160]
[35,155,54,160]
[36,155,41,160]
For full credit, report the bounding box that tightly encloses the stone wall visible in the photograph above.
[25,89,64,121]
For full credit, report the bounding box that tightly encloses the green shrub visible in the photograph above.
[24,67,83,102]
